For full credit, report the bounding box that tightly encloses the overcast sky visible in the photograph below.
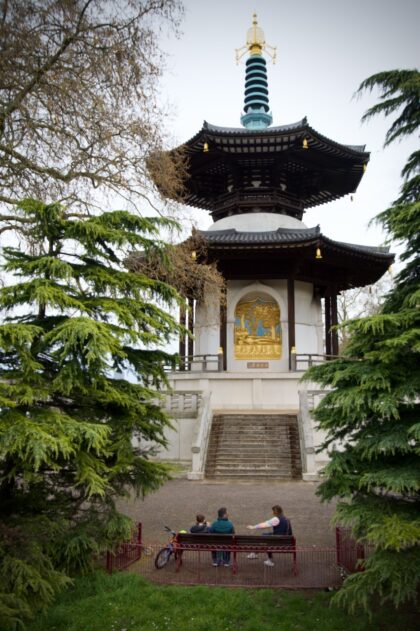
[159,0,419,254]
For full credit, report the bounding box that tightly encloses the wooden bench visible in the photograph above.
[174,532,297,575]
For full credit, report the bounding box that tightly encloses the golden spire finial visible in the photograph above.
[249,12,262,55]
[236,13,276,64]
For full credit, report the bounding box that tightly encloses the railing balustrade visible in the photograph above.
[188,393,212,480]
[291,353,339,372]
[165,354,223,373]
[165,352,339,373]
[162,391,203,418]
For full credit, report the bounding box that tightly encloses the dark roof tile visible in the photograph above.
[200,226,320,243]
[199,226,392,258]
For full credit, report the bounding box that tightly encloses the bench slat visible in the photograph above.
[177,533,234,546]
[235,535,295,547]
[176,533,296,548]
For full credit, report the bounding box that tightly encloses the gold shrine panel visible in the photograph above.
[234,295,282,360]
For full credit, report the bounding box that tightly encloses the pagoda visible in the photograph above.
[152,15,393,481]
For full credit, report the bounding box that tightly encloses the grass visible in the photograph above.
[27,571,418,631]
[157,460,190,477]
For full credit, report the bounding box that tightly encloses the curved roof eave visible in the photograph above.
[179,118,369,160]
[321,235,393,259]
[200,227,394,261]
[200,225,320,243]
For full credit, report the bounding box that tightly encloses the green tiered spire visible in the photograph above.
[236,14,276,129]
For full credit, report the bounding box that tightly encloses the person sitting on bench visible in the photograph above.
[209,507,235,567]
[190,513,210,533]
[246,504,292,567]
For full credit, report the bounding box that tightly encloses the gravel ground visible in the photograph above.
[117,479,337,547]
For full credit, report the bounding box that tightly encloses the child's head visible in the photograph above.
[218,507,227,519]
[272,505,283,516]
[196,513,205,524]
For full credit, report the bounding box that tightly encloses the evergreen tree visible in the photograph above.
[0,200,181,628]
[304,69,420,613]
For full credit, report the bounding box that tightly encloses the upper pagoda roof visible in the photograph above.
[165,118,370,221]
[185,118,369,162]
[190,119,368,157]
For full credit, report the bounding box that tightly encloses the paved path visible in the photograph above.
[117,479,337,547]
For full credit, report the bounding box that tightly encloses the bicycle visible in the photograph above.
[154,526,180,569]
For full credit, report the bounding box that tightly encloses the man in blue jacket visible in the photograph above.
[209,507,235,567]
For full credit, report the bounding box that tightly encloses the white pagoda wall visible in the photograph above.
[294,280,324,358]
[194,278,323,370]
[194,294,219,357]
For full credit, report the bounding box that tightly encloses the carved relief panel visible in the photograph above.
[234,295,282,359]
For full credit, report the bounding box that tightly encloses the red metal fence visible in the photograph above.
[105,524,375,588]
[143,545,342,588]
[106,523,142,573]
[335,526,373,574]
[107,541,341,588]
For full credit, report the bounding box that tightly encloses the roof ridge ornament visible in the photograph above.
[235,13,276,63]
[237,14,275,130]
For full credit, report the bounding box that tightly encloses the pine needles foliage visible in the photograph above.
[304,69,420,614]
[0,200,182,629]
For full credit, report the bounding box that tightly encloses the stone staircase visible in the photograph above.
[205,413,302,480]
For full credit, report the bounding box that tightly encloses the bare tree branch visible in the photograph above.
[0,0,186,221]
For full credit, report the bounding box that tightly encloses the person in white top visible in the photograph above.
[246,505,292,567]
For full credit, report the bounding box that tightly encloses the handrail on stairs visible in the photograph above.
[187,393,212,480]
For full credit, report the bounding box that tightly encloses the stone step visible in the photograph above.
[207,443,292,449]
[207,464,293,471]
[207,462,293,469]
[208,431,292,437]
[212,431,292,436]
[205,438,290,449]
[207,462,300,468]
[208,449,300,454]
[212,430,293,434]
[208,442,291,447]
[213,416,296,421]
[207,464,295,470]
[207,452,292,459]
[212,420,293,424]
[211,424,294,430]
[206,455,292,462]
[206,451,295,457]
[206,473,296,480]
[205,413,301,481]
[211,427,294,432]
[211,427,293,432]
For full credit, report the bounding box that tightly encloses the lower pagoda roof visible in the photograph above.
[199,226,393,292]
[203,225,321,244]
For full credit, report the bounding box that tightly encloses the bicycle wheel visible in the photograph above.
[154,547,172,569]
